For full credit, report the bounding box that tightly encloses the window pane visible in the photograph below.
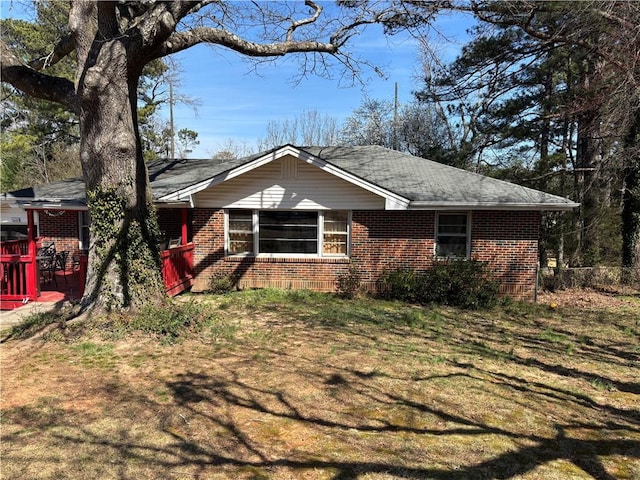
[229,219,252,230]
[260,238,317,254]
[323,211,348,255]
[439,225,467,235]
[259,211,318,254]
[229,210,253,254]
[259,211,317,226]
[229,233,253,254]
[229,210,253,224]
[437,213,468,258]
[439,214,467,226]
[323,233,347,254]
[436,236,467,257]
[260,225,318,240]
[324,210,348,232]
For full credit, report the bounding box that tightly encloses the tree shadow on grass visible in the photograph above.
[2,296,639,479]
[2,359,638,480]
[160,368,639,479]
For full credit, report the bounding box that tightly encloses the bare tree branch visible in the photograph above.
[157,26,338,59]
[28,32,76,71]
[0,40,77,112]
[286,0,323,41]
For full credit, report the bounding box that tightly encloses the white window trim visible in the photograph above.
[225,209,350,258]
[320,210,351,258]
[78,210,90,250]
[435,211,471,259]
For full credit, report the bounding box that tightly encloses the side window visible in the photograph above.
[323,210,349,255]
[227,209,254,254]
[436,212,469,258]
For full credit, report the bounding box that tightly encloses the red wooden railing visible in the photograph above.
[0,239,29,255]
[1,242,194,303]
[0,253,37,302]
[161,243,195,297]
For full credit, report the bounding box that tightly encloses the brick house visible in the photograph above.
[1,145,578,300]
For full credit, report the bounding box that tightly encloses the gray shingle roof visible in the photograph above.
[304,146,577,208]
[1,145,578,210]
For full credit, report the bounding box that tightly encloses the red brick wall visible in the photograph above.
[351,210,436,283]
[191,208,224,291]
[189,208,540,299]
[471,211,540,300]
[37,210,82,266]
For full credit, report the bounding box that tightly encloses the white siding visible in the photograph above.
[1,204,27,225]
[194,155,385,210]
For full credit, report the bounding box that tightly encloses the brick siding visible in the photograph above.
[351,210,436,283]
[471,211,540,300]
[37,210,81,269]
[191,209,540,300]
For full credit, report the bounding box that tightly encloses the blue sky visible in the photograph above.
[170,12,473,158]
[1,2,473,158]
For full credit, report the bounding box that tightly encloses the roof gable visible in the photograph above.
[158,145,411,209]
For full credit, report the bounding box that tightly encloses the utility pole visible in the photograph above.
[169,80,175,159]
[393,82,399,150]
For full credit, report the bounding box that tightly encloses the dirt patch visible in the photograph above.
[538,287,640,310]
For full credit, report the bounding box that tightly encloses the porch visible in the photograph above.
[0,237,194,310]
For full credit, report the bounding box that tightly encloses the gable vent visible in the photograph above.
[281,157,298,180]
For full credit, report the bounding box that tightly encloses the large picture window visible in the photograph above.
[436,212,470,258]
[226,210,349,257]
[259,211,318,254]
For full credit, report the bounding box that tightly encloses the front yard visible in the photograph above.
[1,289,639,479]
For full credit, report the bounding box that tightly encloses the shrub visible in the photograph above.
[377,260,499,309]
[424,260,499,309]
[336,265,362,299]
[377,268,422,303]
[208,271,237,294]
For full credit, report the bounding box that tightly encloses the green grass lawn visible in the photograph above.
[1,289,639,479]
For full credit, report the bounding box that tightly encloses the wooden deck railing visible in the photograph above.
[1,242,194,302]
[161,243,195,297]
[0,239,29,256]
[0,254,37,301]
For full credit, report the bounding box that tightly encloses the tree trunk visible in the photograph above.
[575,106,602,266]
[538,63,552,268]
[77,31,164,311]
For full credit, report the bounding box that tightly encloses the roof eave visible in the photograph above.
[408,201,580,211]
[19,200,88,211]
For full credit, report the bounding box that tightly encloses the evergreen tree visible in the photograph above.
[418,1,639,271]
